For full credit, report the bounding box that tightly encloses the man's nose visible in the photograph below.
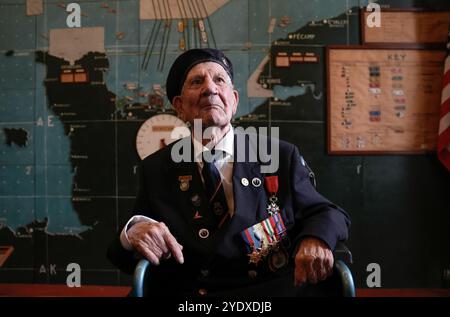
[200,76,218,96]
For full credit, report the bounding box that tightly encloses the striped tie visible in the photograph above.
[201,150,229,227]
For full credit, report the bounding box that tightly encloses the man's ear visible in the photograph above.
[172,96,184,119]
[232,89,239,116]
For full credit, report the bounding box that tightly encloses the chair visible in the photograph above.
[130,241,355,297]
[130,157,355,297]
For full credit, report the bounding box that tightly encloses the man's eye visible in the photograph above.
[215,77,225,83]
[190,79,202,85]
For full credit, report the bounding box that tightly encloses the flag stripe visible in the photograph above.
[444,70,450,91]
[438,123,450,151]
[439,111,450,135]
[438,23,450,171]
[442,81,450,105]
[442,97,450,118]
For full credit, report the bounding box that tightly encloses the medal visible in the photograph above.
[268,246,289,272]
[248,249,262,265]
[264,176,278,195]
[267,200,279,215]
[240,213,287,264]
[240,176,288,265]
[264,176,280,215]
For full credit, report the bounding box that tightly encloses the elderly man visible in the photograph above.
[107,48,350,296]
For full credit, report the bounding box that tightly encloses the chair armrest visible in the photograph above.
[333,242,355,297]
[334,260,355,297]
[333,241,353,264]
[131,259,150,297]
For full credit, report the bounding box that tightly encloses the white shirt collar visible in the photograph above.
[193,124,234,162]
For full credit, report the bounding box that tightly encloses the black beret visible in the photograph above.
[166,48,233,104]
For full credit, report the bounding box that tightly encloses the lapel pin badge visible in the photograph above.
[194,211,202,219]
[191,194,202,206]
[178,175,192,191]
[252,177,261,187]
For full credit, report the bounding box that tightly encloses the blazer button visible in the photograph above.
[198,288,208,296]
[200,269,209,277]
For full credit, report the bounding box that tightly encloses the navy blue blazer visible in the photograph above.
[107,132,350,296]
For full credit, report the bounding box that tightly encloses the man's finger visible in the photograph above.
[294,268,307,287]
[326,251,334,275]
[162,227,184,264]
[294,254,309,286]
[312,257,326,281]
[137,244,160,266]
[307,257,318,284]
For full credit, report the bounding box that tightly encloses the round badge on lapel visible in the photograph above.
[198,228,210,239]
[241,178,249,186]
[251,177,261,187]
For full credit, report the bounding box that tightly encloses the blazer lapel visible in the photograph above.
[232,132,267,226]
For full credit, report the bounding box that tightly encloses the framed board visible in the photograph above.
[327,46,446,154]
[361,9,450,45]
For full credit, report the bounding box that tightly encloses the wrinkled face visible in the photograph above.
[173,62,239,129]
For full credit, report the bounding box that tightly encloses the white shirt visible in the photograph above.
[120,125,235,250]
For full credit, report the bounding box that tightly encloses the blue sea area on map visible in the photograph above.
[273,85,308,100]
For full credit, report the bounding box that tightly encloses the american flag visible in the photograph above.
[438,24,450,171]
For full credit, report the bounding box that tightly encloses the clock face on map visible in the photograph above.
[135,114,190,160]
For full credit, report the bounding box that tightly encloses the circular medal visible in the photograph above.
[268,248,289,272]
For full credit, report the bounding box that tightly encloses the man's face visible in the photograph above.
[173,62,239,128]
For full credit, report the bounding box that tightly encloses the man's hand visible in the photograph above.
[294,237,333,286]
[127,221,184,265]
